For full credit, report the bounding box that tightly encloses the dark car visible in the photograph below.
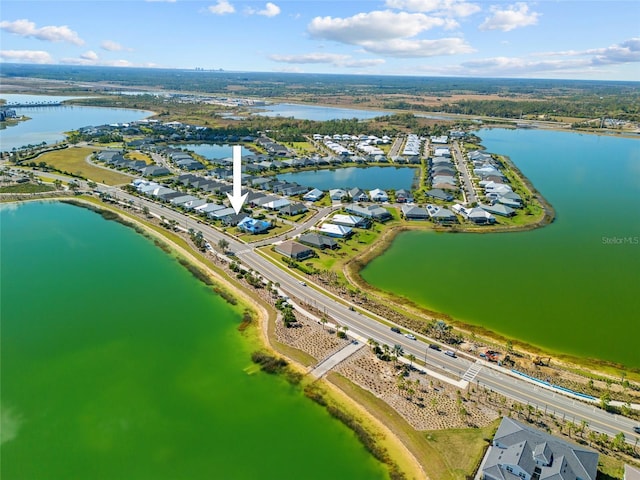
[634,426,640,434]
[428,344,441,351]
[391,327,401,334]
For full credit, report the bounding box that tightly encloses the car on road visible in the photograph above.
[444,350,456,358]
[299,281,307,286]
[391,327,401,334]
[634,426,640,434]
[405,334,416,340]
[428,344,441,351]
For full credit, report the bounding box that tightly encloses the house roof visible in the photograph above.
[319,223,352,237]
[299,233,338,249]
[275,241,313,258]
[483,418,598,480]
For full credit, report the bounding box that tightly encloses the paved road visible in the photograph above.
[14,167,640,443]
[451,141,477,205]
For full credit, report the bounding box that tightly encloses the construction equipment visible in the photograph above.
[533,356,551,367]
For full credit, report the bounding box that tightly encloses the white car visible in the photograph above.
[299,281,307,286]
[444,350,456,358]
[404,334,416,340]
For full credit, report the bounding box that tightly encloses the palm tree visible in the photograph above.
[392,344,404,363]
[407,353,416,368]
[321,317,328,331]
[367,338,378,351]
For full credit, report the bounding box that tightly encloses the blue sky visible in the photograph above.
[1,0,639,80]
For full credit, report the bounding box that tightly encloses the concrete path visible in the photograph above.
[309,341,365,379]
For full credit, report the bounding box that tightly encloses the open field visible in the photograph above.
[37,147,133,185]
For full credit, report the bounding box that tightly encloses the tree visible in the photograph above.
[392,344,404,364]
[142,205,150,217]
[321,317,328,331]
[599,392,611,411]
[218,238,229,253]
[612,432,626,452]
[407,353,416,368]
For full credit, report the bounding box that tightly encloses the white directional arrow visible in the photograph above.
[226,145,247,214]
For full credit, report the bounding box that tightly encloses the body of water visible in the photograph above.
[251,103,390,121]
[181,143,253,159]
[278,166,418,191]
[362,129,640,368]
[0,201,387,480]
[0,94,152,152]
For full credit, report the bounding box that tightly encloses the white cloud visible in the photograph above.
[101,40,129,52]
[0,49,52,64]
[360,37,474,57]
[0,19,84,45]
[208,0,235,15]
[247,2,281,17]
[269,52,385,68]
[80,50,99,61]
[587,38,640,65]
[479,3,540,32]
[308,10,448,44]
[385,0,481,18]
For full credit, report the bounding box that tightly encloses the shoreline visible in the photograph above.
[22,196,425,480]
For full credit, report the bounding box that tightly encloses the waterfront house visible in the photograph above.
[344,204,392,222]
[303,188,324,202]
[395,189,414,203]
[429,206,457,223]
[480,203,515,217]
[348,188,369,202]
[331,214,370,229]
[275,241,314,260]
[480,417,598,480]
[369,188,389,202]
[318,223,353,238]
[401,205,429,221]
[329,188,348,201]
[298,233,338,250]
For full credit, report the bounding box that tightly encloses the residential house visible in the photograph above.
[425,189,454,202]
[348,188,369,202]
[318,223,353,238]
[298,233,338,250]
[275,241,314,260]
[142,165,171,177]
[426,205,457,223]
[331,214,370,229]
[344,204,392,222]
[369,188,389,202]
[280,203,308,216]
[303,188,324,202]
[395,189,414,203]
[263,198,291,211]
[237,217,271,234]
[329,188,348,201]
[480,203,515,217]
[401,205,429,221]
[480,417,598,480]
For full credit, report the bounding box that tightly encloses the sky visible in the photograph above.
[1,0,639,81]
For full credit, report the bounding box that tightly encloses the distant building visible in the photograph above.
[480,417,598,480]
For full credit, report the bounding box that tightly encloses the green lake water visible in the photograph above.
[361,129,640,369]
[0,201,387,479]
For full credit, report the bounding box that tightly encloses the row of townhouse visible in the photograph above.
[468,150,523,214]
[96,149,171,177]
[428,155,459,192]
[401,204,457,223]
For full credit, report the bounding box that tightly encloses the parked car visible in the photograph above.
[405,334,416,340]
[444,350,456,358]
[391,327,401,334]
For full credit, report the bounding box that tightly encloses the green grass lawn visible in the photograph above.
[236,222,294,242]
[38,147,133,185]
[0,183,56,193]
